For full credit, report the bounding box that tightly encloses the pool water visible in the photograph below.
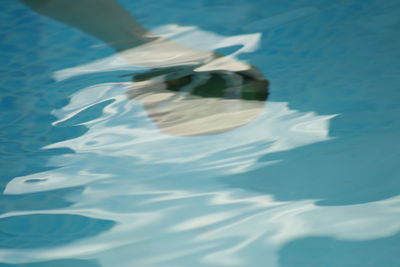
[1,0,400,266]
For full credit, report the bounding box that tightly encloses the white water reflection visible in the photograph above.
[5,78,399,266]
[4,80,334,195]
[53,24,261,81]
[3,23,399,267]
[1,183,399,266]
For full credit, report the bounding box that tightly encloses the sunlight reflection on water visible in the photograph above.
[1,0,400,266]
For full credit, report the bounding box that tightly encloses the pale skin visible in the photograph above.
[21,0,269,136]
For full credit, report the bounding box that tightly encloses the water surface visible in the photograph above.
[1,0,400,266]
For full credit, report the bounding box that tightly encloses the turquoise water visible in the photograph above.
[1,0,400,266]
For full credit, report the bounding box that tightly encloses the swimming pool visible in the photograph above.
[1,0,399,266]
